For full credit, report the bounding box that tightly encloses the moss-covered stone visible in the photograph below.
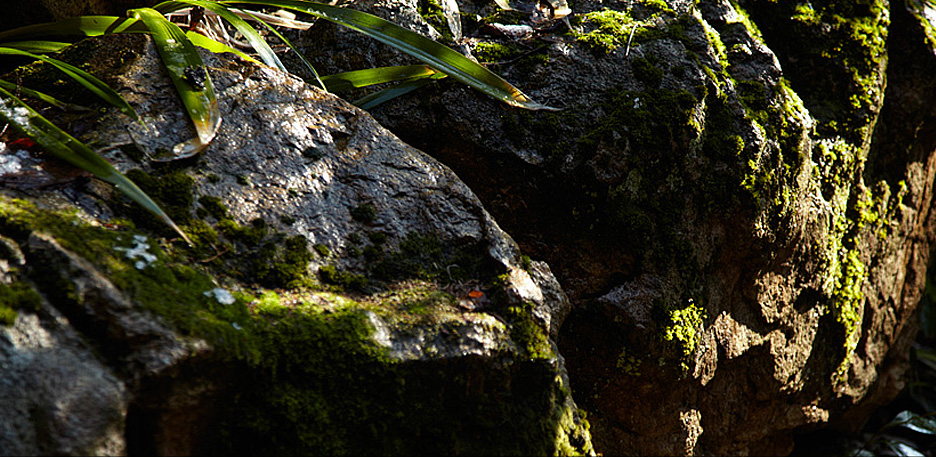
[318,264,367,290]
[0,195,592,455]
[350,203,376,224]
[0,281,42,326]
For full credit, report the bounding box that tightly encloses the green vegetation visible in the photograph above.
[0,194,590,455]
[0,282,42,326]
[660,299,706,374]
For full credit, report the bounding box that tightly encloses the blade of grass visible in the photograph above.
[322,64,439,92]
[0,79,90,111]
[0,47,139,122]
[0,16,145,42]
[155,0,287,72]
[353,77,441,110]
[221,0,556,110]
[186,30,261,65]
[128,7,221,160]
[0,87,191,244]
[0,41,72,53]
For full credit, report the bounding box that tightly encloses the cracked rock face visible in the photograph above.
[292,0,936,454]
[0,33,592,455]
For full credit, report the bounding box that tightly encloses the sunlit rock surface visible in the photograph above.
[0,34,592,455]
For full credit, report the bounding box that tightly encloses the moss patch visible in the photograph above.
[659,299,706,374]
[0,195,591,455]
[0,281,42,326]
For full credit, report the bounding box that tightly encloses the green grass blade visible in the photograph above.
[0,16,145,42]
[0,47,139,121]
[155,0,287,72]
[353,77,438,110]
[129,7,221,160]
[185,30,261,65]
[322,64,439,92]
[221,0,556,110]
[0,79,90,111]
[0,87,191,244]
[0,41,72,53]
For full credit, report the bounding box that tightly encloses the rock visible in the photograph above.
[0,33,592,455]
[294,0,936,454]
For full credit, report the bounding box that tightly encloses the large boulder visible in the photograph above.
[296,0,936,454]
[0,33,592,455]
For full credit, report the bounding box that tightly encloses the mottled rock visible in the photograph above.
[0,32,592,455]
[293,0,936,454]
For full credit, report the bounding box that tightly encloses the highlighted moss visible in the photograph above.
[0,282,42,326]
[831,249,865,382]
[660,299,706,373]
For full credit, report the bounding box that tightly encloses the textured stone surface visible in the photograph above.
[0,33,592,455]
[293,0,936,454]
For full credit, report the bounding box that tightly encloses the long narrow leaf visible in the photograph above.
[322,64,439,92]
[186,30,261,64]
[129,7,221,160]
[155,0,287,72]
[0,87,191,244]
[0,41,72,53]
[0,79,90,111]
[353,77,439,110]
[0,16,145,42]
[0,47,139,121]
[221,0,556,110]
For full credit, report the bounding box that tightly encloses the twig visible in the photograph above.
[624,24,638,58]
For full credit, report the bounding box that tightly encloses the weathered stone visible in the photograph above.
[0,31,592,455]
[292,0,936,454]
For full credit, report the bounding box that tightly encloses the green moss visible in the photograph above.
[570,10,635,54]
[631,56,664,87]
[369,232,490,283]
[741,0,888,143]
[217,218,268,246]
[831,249,865,382]
[472,42,520,63]
[313,243,331,257]
[236,174,252,186]
[221,293,588,455]
[505,302,554,360]
[615,346,642,376]
[118,169,195,234]
[367,231,388,245]
[318,265,367,290]
[0,197,257,357]
[198,195,229,220]
[418,0,453,43]
[0,197,592,455]
[660,299,706,373]
[0,281,42,326]
[350,203,376,224]
[253,235,315,289]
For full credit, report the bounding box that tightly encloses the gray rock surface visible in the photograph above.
[0,32,592,455]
